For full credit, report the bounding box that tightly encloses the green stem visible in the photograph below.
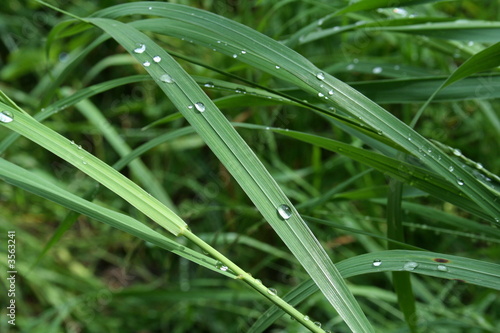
[182,229,327,333]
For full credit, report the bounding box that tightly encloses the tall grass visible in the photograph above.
[0,0,499,332]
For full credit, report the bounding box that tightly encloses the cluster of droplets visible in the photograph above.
[215,261,229,272]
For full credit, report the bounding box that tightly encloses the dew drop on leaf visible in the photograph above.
[194,102,206,112]
[372,66,383,74]
[160,74,174,83]
[437,264,448,272]
[215,261,228,271]
[0,111,14,123]
[403,261,418,271]
[133,43,146,54]
[153,55,161,63]
[372,259,382,267]
[316,72,325,80]
[277,204,292,220]
[267,288,277,296]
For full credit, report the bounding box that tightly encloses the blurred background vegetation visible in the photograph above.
[0,0,499,332]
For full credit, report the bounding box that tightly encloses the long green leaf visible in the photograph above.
[90,2,499,221]
[250,250,500,332]
[0,157,228,276]
[80,16,372,332]
[0,103,187,236]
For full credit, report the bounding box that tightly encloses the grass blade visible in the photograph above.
[82,16,372,332]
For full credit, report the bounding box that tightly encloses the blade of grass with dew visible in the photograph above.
[410,42,500,128]
[272,127,493,222]
[69,92,175,209]
[35,126,197,268]
[78,16,372,332]
[217,74,500,105]
[250,249,500,332]
[0,100,328,333]
[0,157,232,277]
[0,75,150,154]
[373,200,500,239]
[284,0,445,47]
[387,179,417,332]
[0,101,187,236]
[90,3,499,221]
[350,74,500,103]
[363,20,500,42]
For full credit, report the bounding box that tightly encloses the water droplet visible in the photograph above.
[403,261,419,271]
[148,6,152,10]
[372,259,382,267]
[328,89,334,95]
[316,72,325,80]
[318,92,324,98]
[0,111,14,123]
[241,50,247,54]
[275,65,280,69]
[188,105,193,109]
[160,74,174,83]
[153,55,161,63]
[77,145,82,150]
[372,66,383,74]
[277,204,292,220]
[346,64,355,70]
[255,279,262,284]
[143,61,151,67]
[467,41,474,47]
[267,288,277,296]
[456,178,464,186]
[393,8,408,16]
[317,18,324,26]
[235,88,246,94]
[194,102,206,112]
[453,148,462,156]
[437,264,448,272]
[448,166,454,172]
[232,54,238,58]
[215,261,228,271]
[314,321,322,328]
[82,161,87,165]
[476,163,483,170]
[303,315,310,321]
[204,82,214,88]
[133,43,146,54]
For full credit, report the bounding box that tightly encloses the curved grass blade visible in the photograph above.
[0,102,187,236]
[0,75,149,154]
[90,2,499,221]
[250,250,500,332]
[442,42,500,88]
[363,19,500,42]
[273,128,493,222]
[82,17,372,332]
[0,157,230,277]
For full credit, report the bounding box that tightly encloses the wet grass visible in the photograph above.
[0,1,499,332]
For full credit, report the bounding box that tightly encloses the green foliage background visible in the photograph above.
[0,0,499,332]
